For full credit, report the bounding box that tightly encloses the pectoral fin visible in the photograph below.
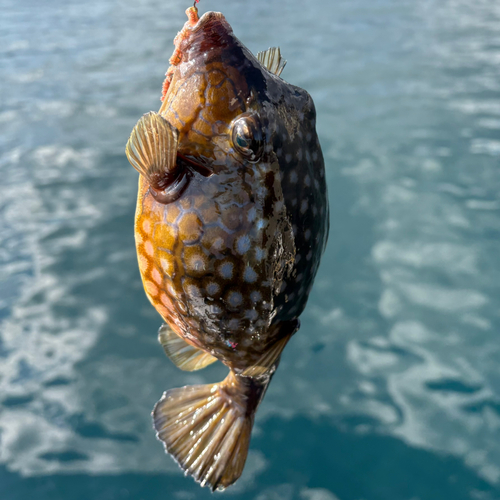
[256,47,287,77]
[158,324,217,372]
[125,111,179,186]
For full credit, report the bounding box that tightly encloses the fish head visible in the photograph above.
[158,9,317,173]
[159,11,269,173]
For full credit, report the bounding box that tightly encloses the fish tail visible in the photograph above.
[152,370,271,491]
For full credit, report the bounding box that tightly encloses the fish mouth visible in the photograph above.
[181,11,234,57]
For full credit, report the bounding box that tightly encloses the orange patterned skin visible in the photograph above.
[134,11,329,374]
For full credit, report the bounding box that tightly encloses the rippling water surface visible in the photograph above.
[2,0,500,498]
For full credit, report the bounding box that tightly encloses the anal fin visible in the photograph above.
[158,323,217,372]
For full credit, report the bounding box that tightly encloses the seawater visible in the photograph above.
[1,0,500,498]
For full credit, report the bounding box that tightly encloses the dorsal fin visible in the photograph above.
[256,47,287,77]
[242,331,293,377]
[158,323,218,371]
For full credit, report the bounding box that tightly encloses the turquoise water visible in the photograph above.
[2,0,500,498]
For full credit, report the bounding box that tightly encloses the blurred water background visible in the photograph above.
[2,0,500,498]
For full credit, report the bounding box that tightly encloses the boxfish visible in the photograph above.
[125,4,329,491]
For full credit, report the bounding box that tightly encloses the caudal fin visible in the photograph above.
[152,371,268,491]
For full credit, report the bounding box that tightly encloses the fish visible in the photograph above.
[125,4,329,492]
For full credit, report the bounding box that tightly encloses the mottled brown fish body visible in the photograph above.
[127,7,328,492]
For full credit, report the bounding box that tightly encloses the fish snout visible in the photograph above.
[179,11,235,62]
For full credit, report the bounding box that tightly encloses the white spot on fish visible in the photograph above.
[304,175,311,187]
[255,247,266,262]
[245,309,259,321]
[256,186,268,198]
[236,235,251,255]
[189,254,206,272]
[227,291,243,307]
[304,229,311,240]
[185,284,201,299]
[250,290,262,302]
[285,153,292,163]
[306,132,312,142]
[206,282,220,296]
[219,261,234,279]
[247,206,257,222]
[212,237,225,251]
[301,199,309,214]
[256,219,267,231]
[244,266,258,283]
[290,170,298,183]
[306,250,313,261]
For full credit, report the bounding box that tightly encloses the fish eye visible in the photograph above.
[230,113,264,162]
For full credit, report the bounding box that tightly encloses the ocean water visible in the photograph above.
[1,0,500,498]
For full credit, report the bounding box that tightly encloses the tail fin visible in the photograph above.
[152,371,269,491]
